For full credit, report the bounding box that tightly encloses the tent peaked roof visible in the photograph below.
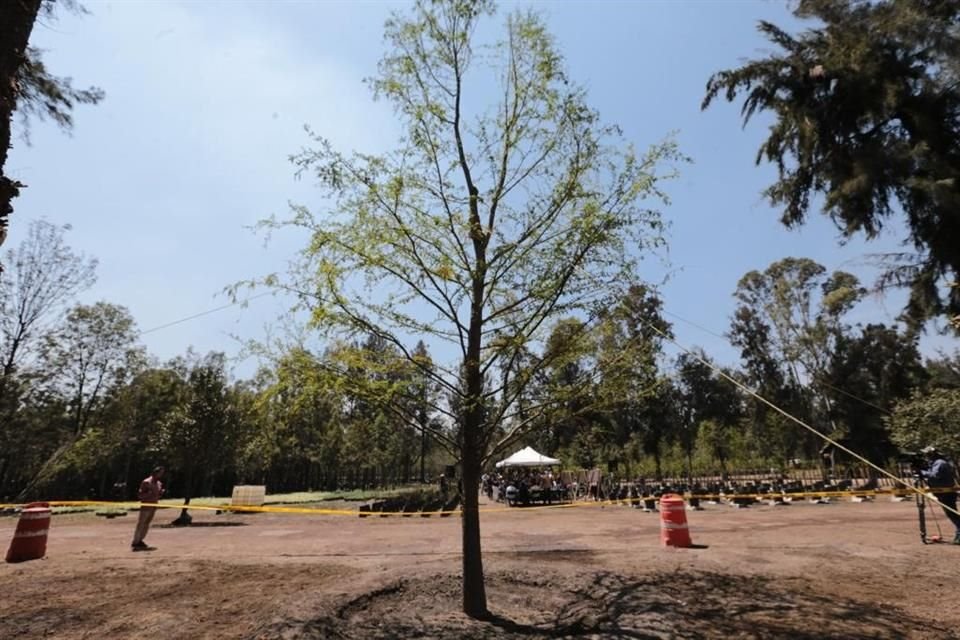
[495,446,560,468]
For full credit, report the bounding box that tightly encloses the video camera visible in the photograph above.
[897,451,926,473]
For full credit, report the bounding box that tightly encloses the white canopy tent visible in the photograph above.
[495,446,560,468]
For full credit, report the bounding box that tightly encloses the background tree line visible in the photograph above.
[2,220,957,502]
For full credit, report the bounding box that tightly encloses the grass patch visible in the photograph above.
[156,487,413,507]
[262,488,409,504]
[29,486,430,515]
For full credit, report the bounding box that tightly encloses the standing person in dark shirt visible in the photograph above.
[131,466,165,551]
[919,446,960,544]
[438,473,449,500]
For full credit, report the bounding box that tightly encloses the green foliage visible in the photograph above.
[155,351,238,501]
[0,221,98,495]
[734,258,864,380]
[826,324,927,461]
[695,419,735,473]
[236,337,450,493]
[674,352,744,475]
[242,347,344,489]
[887,388,960,463]
[703,0,960,331]
[39,301,144,435]
[727,257,938,468]
[731,257,864,462]
[925,351,960,390]
[11,301,143,499]
[519,286,673,475]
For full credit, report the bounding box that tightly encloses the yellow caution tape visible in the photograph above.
[0,486,955,518]
[0,501,362,516]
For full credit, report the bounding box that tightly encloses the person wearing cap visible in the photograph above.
[438,473,448,498]
[131,466,165,551]
[919,446,960,544]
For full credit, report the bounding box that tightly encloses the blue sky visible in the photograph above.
[7,0,955,377]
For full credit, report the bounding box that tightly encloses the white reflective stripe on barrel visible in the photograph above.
[13,528,49,538]
[20,512,51,520]
[660,522,689,530]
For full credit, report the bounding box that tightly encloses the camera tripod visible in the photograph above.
[912,474,946,545]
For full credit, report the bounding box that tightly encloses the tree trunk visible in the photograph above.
[420,427,426,483]
[0,0,43,252]
[460,416,487,618]
[173,467,193,526]
[0,334,23,400]
[0,456,8,497]
[98,468,107,499]
[461,184,489,617]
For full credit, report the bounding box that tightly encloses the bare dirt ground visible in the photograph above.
[2,496,958,639]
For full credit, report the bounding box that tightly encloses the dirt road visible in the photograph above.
[1,497,956,638]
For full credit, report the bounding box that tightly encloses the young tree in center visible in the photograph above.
[252,0,680,617]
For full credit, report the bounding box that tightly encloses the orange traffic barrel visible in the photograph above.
[659,494,693,548]
[5,502,51,563]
